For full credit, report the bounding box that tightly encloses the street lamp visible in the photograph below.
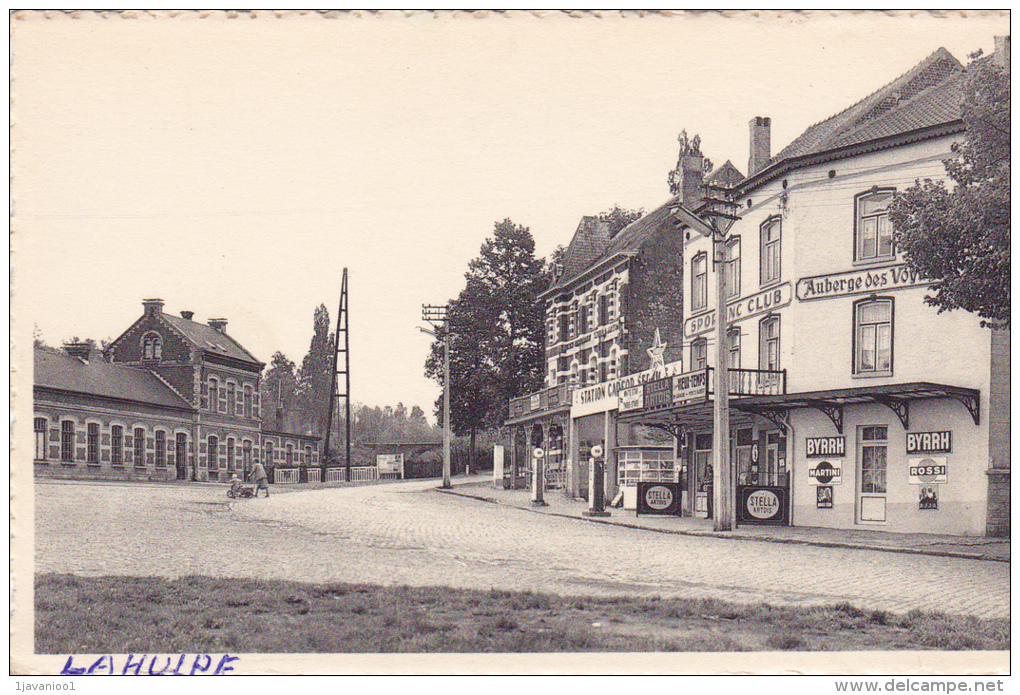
[421,304,452,489]
[672,185,741,532]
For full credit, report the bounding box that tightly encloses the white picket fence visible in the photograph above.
[349,466,378,483]
[306,467,321,483]
[324,467,346,483]
[274,468,300,484]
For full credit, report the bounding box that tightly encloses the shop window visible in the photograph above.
[854,298,893,375]
[760,217,781,286]
[618,449,676,488]
[691,252,707,311]
[34,417,47,461]
[155,430,166,467]
[134,427,146,467]
[206,435,219,469]
[60,420,75,462]
[724,237,741,298]
[691,338,708,371]
[855,189,895,262]
[759,316,780,371]
[86,423,100,463]
[112,425,124,466]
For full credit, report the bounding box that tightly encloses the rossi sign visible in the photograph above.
[684,283,792,338]
[908,457,948,485]
[796,264,927,301]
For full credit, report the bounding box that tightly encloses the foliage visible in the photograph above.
[667,129,714,195]
[598,205,644,238]
[295,304,334,436]
[889,53,1010,328]
[259,351,299,432]
[426,219,546,440]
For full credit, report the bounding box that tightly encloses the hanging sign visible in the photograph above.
[684,283,792,338]
[618,385,644,413]
[906,431,952,455]
[796,264,927,301]
[737,485,789,525]
[908,457,948,485]
[672,370,709,406]
[636,482,682,516]
[533,448,544,459]
[643,377,674,409]
[806,436,845,458]
[816,485,834,509]
[808,461,842,486]
[919,484,939,510]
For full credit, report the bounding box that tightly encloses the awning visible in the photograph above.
[618,381,980,435]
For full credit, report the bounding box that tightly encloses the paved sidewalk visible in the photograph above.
[441,479,1010,563]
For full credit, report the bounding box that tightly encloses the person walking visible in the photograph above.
[250,460,270,498]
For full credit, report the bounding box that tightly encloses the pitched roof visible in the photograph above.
[162,314,263,366]
[555,216,611,288]
[770,47,964,166]
[545,202,675,294]
[34,348,194,410]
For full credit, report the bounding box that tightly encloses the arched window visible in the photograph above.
[226,437,235,470]
[854,298,893,375]
[855,189,895,262]
[264,440,274,467]
[155,430,167,467]
[134,427,146,467]
[760,316,781,371]
[143,333,163,360]
[285,443,294,465]
[243,386,253,418]
[208,435,219,469]
[760,217,781,285]
[175,433,187,471]
[208,378,219,412]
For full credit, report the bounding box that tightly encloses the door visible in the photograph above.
[175,433,187,480]
[857,425,889,523]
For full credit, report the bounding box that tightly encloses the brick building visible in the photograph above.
[34,299,320,482]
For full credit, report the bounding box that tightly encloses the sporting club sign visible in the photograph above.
[684,283,792,338]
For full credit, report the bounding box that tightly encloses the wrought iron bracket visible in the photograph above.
[808,400,844,434]
[874,395,909,430]
[950,393,981,426]
[734,404,788,434]
[646,422,685,440]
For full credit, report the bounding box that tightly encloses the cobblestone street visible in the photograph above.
[35,478,1010,619]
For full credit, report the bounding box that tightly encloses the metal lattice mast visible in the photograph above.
[324,268,351,473]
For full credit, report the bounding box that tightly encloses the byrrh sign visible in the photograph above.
[796,264,927,301]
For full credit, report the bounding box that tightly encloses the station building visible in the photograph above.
[33,298,320,483]
[620,43,1010,536]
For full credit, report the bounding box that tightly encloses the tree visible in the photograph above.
[260,351,298,432]
[889,52,1009,328]
[295,304,334,435]
[598,205,644,237]
[409,405,428,426]
[425,218,546,462]
[667,130,714,195]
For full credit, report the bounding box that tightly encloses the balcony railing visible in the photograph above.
[715,367,787,397]
[643,367,785,411]
[508,383,574,420]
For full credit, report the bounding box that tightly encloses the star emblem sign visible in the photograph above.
[647,329,667,374]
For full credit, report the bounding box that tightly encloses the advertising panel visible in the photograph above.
[795,263,927,301]
[805,436,845,458]
[618,385,644,413]
[807,461,842,486]
[376,453,404,476]
[635,482,681,516]
[908,456,948,485]
[672,369,709,406]
[816,485,833,509]
[906,431,952,455]
[737,485,789,525]
[643,377,674,409]
[684,283,792,338]
[919,484,939,510]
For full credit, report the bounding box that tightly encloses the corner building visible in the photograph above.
[621,44,1009,536]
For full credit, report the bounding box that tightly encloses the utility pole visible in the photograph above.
[324,268,351,478]
[421,304,452,489]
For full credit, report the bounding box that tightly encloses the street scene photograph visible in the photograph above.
[10,10,1010,680]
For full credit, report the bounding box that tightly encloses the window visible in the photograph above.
[760,316,780,371]
[244,386,253,418]
[208,435,219,469]
[728,328,741,369]
[760,217,781,285]
[87,423,99,463]
[305,445,313,465]
[558,312,569,343]
[691,252,708,311]
[598,294,610,326]
[618,450,677,488]
[155,430,166,467]
[724,237,741,298]
[227,383,236,416]
[243,440,253,472]
[286,443,294,465]
[855,299,893,375]
[264,441,274,466]
[578,302,589,335]
[134,427,146,467]
[35,418,47,460]
[143,334,162,360]
[856,189,895,261]
[60,421,74,462]
[112,426,123,466]
[556,356,569,374]
[691,338,708,370]
[226,438,235,470]
[208,378,219,412]
[176,433,187,470]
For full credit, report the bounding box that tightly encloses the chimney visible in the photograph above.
[678,153,705,208]
[142,298,165,316]
[208,318,228,333]
[748,116,771,177]
[180,310,195,321]
[64,342,91,362]
[994,36,1010,71]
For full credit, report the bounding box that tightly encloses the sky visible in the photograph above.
[11,10,1009,422]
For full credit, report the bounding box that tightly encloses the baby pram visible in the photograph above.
[227,476,255,499]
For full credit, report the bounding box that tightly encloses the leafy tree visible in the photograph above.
[295,305,334,435]
[425,218,546,462]
[409,405,428,426]
[889,52,1009,328]
[260,351,298,432]
[598,205,644,237]
[667,130,714,195]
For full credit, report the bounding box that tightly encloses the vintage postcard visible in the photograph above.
[10,10,1010,679]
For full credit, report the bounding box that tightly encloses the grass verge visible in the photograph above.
[35,574,1009,653]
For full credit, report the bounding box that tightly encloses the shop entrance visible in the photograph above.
[692,432,713,518]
